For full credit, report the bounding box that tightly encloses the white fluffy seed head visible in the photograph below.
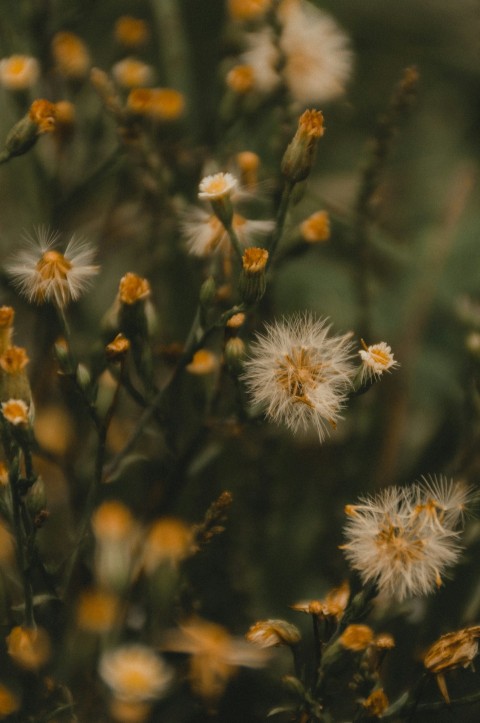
[243,314,356,441]
[6,227,99,308]
[342,478,471,601]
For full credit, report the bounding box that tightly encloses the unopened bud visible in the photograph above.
[199,276,216,308]
[238,247,268,304]
[281,109,324,184]
[224,337,246,372]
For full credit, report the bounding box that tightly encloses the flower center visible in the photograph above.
[276,346,324,406]
[36,251,71,281]
[370,348,391,366]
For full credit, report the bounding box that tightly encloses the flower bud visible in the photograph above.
[281,109,325,184]
[199,276,216,308]
[224,337,246,373]
[238,247,268,304]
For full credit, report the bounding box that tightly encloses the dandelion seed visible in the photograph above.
[0,55,39,90]
[358,340,398,382]
[7,228,99,308]
[342,479,469,601]
[243,314,355,440]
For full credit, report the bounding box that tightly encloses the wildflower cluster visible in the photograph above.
[0,2,476,722]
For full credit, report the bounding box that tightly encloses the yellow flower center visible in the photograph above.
[36,250,72,281]
[9,57,27,75]
[369,347,391,366]
[276,347,324,407]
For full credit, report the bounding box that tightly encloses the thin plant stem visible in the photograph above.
[268,179,295,267]
[225,223,244,263]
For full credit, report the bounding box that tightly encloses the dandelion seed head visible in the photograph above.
[342,479,469,601]
[6,228,99,308]
[243,314,355,441]
[279,0,353,105]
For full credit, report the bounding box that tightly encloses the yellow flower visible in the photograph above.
[0,684,20,718]
[126,88,185,122]
[227,0,272,21]
[0,346,29,375]
[51,31,90,79]
[112,58,154,89]
[92,500,135,542]
[186,349,218,376]
[99,645,172,703]
[226,65,255,94]
[143,517,194,572]
[339,624,374,652]
[29,99,56,134]
[6,626,51,671]
[1,399,29,426]
[114,16,150,48]
[118,273,151,305]
[76,589,119,633]
[0,55,39,90]
[358,340,399,382]
[198,172,238,202]
[300,210,330,243]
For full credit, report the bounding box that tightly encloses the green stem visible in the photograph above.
[150,0,192,104]
[9,455,35,628]
[104,303,246,482]
[268,180,295,267]
[225,223,244,263]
